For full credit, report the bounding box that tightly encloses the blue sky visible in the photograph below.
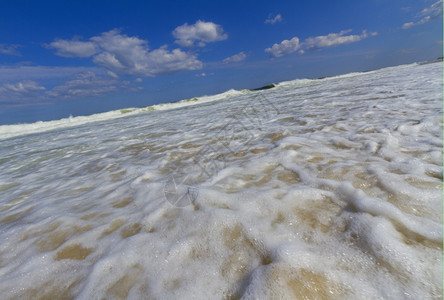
[0,0,442,125]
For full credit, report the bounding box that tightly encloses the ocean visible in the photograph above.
[0,61,442,299]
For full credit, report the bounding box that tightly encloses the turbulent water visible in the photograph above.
[0,62,442,299]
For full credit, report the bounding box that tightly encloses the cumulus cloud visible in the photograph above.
[223,52,248,64]
[265,37,300,57]
[265,14,283,24]
[265,30,377,57]
[172,20,228,47]
[0,44,21,56]
[403,0,443,29]
[48,29,203,76]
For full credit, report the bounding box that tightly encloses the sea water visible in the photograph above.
[0,62,442,299]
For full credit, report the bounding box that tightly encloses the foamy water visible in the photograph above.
[0,62,442,299]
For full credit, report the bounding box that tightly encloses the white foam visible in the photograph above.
[0,61,442,299]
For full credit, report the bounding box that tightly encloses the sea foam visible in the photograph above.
[0,62,442,299]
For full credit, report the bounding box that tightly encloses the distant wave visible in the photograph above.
[0,89,248,141]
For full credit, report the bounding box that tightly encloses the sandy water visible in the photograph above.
[0,62,442,299]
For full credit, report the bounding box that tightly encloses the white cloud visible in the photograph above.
[402,0,443,29]
[194,72,214,77]
[265,37,300,57]
[265,30,377,57]
[46,72,129,99]
[420,0,443,18]
[0,68,144,106]
[223,52,248,64]
[0,66,103,81]
[172,20,228,47]
[402,16,432,29]
[265,14,283,24]
[0,44,21,56]
[302,30,375,50]
[134,47,203,75]
[107,70,119,78]
[402,22,416,30]
[48,39,98,57]
[0,80,46,104]
[0,81,45,93]
[48,29,203,77]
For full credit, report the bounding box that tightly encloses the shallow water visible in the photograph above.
[0,62,442,299]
